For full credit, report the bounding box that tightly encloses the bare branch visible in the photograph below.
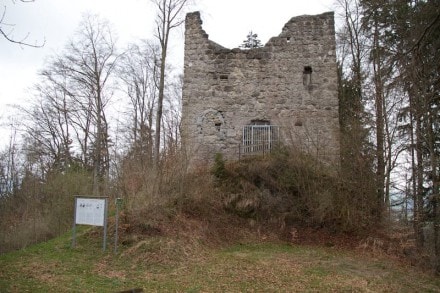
[0,1,45,47]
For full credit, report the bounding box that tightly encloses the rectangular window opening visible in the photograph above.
[303,66,312,74]
[303,66,312,87]
[241,124,279,155]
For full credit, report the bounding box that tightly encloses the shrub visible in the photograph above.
[214,149,378,233]
[211,153,227,181]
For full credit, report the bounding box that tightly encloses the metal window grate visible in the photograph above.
[241,125,279,155]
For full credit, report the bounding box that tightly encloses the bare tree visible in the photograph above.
[0,0,44,47]
[34,14,119,196]
[64,14,118,196]
[162,74,182,157]
[152,0,189,166]
[0,121,20,196]
[118,41,160,165]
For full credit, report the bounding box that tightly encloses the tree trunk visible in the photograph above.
[154,47,167,166]
[153,0,188,167]
[372,18,385,219]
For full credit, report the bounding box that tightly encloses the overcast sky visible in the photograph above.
[0,0,335,144]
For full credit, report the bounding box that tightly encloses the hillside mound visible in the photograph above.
[114,150,413,263]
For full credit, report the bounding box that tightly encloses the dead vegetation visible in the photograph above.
[0,148,426,273]
[113,149,424,270]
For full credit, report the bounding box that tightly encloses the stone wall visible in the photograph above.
[182,11,340,166]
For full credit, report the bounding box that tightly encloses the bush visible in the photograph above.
[0,167,93,253]
[213,149,378,233]
[211,153,227,181]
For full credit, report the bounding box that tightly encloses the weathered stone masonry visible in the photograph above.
[182,11,340,166]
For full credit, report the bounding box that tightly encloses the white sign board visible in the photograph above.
[75,197,106,226]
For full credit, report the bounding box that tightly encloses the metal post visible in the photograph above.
[71,197,77,248]
[251,126,254,153]
[114,198,122,254]
[268,125,272,153]
[103,198,108,251]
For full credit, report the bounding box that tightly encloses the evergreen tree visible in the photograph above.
[239,31,262,49]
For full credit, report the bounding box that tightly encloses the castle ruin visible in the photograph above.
[182,11,340,166]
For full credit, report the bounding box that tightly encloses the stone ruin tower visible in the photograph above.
[182,11,340,166]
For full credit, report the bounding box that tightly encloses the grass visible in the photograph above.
[1,229,440,293]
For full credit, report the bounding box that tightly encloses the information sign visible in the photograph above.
[75,197,106,226]
[72,196,108,251]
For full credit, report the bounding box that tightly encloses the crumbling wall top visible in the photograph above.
[186,10,335,51]
[185,11,227,51]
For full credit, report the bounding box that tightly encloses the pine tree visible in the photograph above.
[239,31,262,49]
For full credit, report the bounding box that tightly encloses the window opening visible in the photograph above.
[219,74,229,80]
[242,121,279,155]
[215,122,222,132]
[251,119,270,125]
[303,66,312,87]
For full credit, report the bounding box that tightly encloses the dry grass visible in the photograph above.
[114,150,415,267]
[2,149,437,292]
[1,233,440,292]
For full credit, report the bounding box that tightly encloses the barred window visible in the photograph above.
[242,120,279,154]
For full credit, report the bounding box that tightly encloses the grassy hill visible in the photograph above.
[1,228,440,292]
[1,152,440,292]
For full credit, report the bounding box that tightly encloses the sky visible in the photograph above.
[0,0,335,145]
